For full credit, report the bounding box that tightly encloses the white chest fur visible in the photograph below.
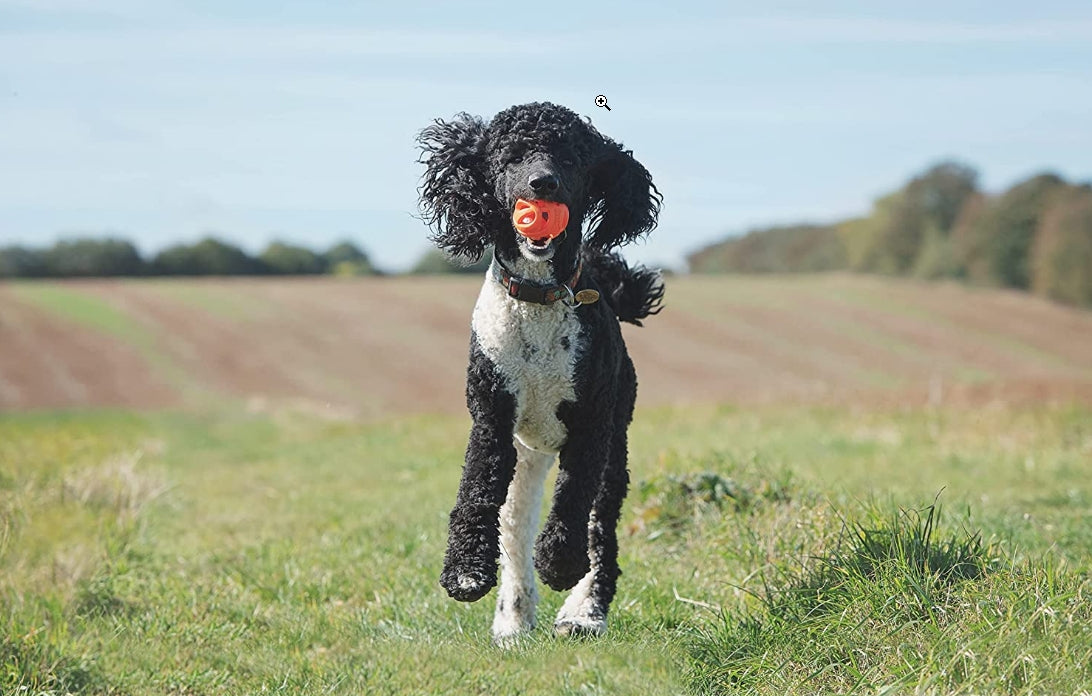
[472,272,582,454]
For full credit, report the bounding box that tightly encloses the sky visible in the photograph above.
[2,1,1091,272]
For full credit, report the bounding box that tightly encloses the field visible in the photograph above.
[2,275,1091,695]
[3,274,1092,414]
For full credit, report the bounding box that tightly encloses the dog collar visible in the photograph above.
[491,254,599,307]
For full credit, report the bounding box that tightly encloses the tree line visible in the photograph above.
[688,162,1092,307]
[0,238,492,279]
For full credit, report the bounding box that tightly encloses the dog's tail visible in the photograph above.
[581,248,664,326]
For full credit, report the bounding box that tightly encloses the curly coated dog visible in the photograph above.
[417,102,663,643]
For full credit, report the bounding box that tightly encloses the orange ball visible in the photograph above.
[512,199,570,241]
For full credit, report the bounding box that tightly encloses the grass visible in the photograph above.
[1,403,1090,694]
[686,502,1089,693]
[9,286,150,344]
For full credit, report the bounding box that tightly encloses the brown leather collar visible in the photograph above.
[492,254,582,305]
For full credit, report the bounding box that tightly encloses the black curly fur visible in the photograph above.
[418,102,663,631]
[534,326,635,593]
[581,248,665,326]
[417,114,505,262]
[418,102,663,267]
[438,335,517,602]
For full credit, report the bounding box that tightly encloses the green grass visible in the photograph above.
[686,503,1089,693]
[11,286,151,345]
[1,403,1090,694]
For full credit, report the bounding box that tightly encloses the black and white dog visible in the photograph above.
[417,102,663,643]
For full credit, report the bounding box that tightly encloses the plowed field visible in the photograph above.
[2,274,1091,414]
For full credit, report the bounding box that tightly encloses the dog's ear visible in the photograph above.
[585,140,662,250]
[417,113,501,261]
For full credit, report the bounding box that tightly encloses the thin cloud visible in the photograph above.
[567,15,1092,50]
[0,0,159,10]
[0,26,563,66]
[728,16,1092,43]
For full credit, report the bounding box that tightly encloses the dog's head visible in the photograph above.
[417,102,661,274]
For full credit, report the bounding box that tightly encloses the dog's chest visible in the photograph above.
[472,279,581,453]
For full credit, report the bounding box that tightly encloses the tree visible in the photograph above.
[909,161,980,235]
[260,241,326,275]
[688,225,846,273]
[323,241,377,276]
[912,227,962,279]
[949,191,988,279]
[43,237,145,277]
[0,246,48,278]
[835,217,876,271]
[687,163,977,276]
[961,173,1067,288]
[1031,185,1092,306]
[151,237,261,276]
[858,190,917,274]
[411,248,491,274]
[854,161,979,275]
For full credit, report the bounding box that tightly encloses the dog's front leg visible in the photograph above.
[440,344,517,602]
[534,406,611,591]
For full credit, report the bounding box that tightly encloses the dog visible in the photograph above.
[417,101,663,643]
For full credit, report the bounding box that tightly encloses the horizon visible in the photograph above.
[3,1,1091,271]
[0,155,1086,276]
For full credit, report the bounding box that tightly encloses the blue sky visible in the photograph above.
[2,1,1091,271]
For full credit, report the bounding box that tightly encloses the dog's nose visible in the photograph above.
[529,172,559,193]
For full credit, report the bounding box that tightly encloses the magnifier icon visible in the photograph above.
[594,94,611,111]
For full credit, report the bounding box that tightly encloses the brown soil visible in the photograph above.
[3,275,1091,415]
[0,286,177,410]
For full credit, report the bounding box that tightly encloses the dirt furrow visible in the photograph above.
[3,276,1089,414]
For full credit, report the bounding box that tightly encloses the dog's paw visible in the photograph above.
[440,564,496,602]
[555,574,606,637]
[554,615,607,638]
[492,590,537,647]
[536,556,589,592]
[492,613,534,648]
[534,523,590,591]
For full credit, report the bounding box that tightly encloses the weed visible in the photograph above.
[778,499,992,622]
[631,452,794,537]
[62,450,169,524]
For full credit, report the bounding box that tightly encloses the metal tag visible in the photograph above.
[574,289,600,304]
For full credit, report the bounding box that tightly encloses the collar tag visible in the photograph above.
[574,289,600,304]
